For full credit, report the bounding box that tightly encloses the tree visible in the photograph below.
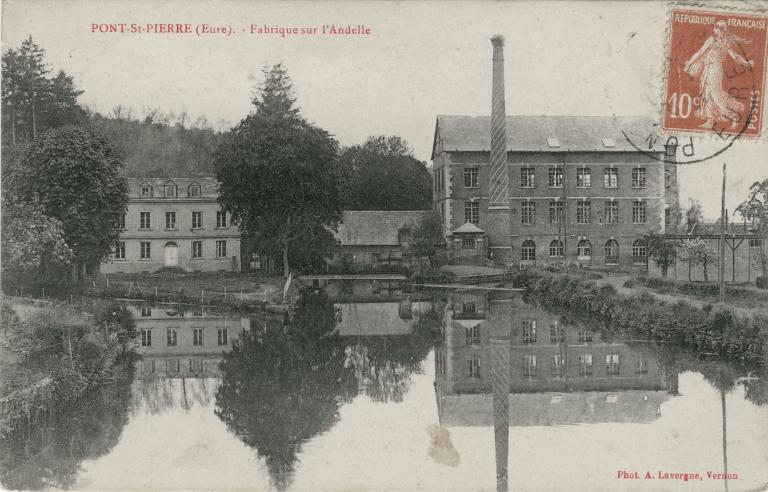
[8,126,129,279]
[1,199,74,282]
[409,210,446,270]
[678,237,719,281]
[685,198,704,231]
[214,64,341,277]
[1,37,86,147]
[647,232,676,278]
[337,135,432,210]
[736,179,768,278]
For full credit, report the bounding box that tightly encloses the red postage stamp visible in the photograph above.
[662,8,768,138]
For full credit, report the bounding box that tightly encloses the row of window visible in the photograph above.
[519,239,647,263]
[142,358,206,375]
[115,240,228,260]
[139,182,203,198]
[460,166,653,190]
[123,210,229,231]
[464,200,649,225]
[465,323,592,345]
[140,328,229,347]
[466,354,647,378]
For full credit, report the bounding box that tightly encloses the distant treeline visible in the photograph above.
[90,110,223,177]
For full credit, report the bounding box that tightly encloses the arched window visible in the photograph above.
[577,239,592,259]
[632,239,647,263]
[549,239,564,258]
[604,239,619,265]
[521,240,536,261]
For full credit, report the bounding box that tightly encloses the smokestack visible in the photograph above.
[489,35,509,209]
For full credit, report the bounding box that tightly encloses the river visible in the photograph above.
[2,290,766,491]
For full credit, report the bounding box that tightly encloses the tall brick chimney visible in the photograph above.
[489,35,509,208]
[486,35,512,263]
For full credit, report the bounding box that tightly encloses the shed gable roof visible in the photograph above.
[335,210,431,246]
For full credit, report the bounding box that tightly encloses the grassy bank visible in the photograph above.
[0,301,139,434]
[511,271,766,367]
[624,276,768,310]
[2,271,287,311]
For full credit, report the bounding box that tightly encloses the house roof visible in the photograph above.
[127,177,220,198]
[433,115,662,157]
[452,222,485,234]
[335,210,431,246]
[438,390,672,427]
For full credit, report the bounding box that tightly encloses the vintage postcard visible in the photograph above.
[1,1,767,491]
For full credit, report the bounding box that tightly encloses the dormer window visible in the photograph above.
[188,183,201,198]
[140,184,153,198]
[164,183,177,198]
[546,138,560,148]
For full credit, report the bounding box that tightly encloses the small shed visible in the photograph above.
[451,222,487,259]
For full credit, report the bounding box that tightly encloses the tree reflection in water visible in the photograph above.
[0,361,136,490]
[343,304,443,403]
[215,291,358,491]
[215,292,444,489]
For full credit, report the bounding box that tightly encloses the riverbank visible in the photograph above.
[2,271,288,313]
[0,300,139,435]
[621,276,768,312]
[509,271,766,367]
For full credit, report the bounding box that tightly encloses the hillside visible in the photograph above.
[90,113,223,177]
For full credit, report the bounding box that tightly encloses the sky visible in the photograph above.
[2,0,767,220]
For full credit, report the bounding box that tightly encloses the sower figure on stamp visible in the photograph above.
[683,20,753,129]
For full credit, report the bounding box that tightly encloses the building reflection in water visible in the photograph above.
[129,304,282,415]
[434,290,680,491]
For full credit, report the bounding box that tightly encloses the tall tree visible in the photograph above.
[9,126,129,279]
[736,179,768,279]
[337,135,432,210]
[1,37,86,147]
[214,64,341,276]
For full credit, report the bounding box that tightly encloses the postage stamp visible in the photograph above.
[662,7,768,139]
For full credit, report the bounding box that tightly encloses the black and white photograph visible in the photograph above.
[1,1,767,491]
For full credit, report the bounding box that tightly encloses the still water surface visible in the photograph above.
[4,293,768,491]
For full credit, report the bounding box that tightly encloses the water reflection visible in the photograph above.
[432,288,767,492]
[0,361,135,490]
[3,289,765,491]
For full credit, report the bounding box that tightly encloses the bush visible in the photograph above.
[514,270,765,366]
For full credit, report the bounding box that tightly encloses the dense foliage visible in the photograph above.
[1,200,74,282]
[91,111,222,177]
[214,64,341,276]
[337,135,432,211]
[515,272,765,366]
[8,126,129,276]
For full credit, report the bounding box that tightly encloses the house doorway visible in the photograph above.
[164,241,179,267]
